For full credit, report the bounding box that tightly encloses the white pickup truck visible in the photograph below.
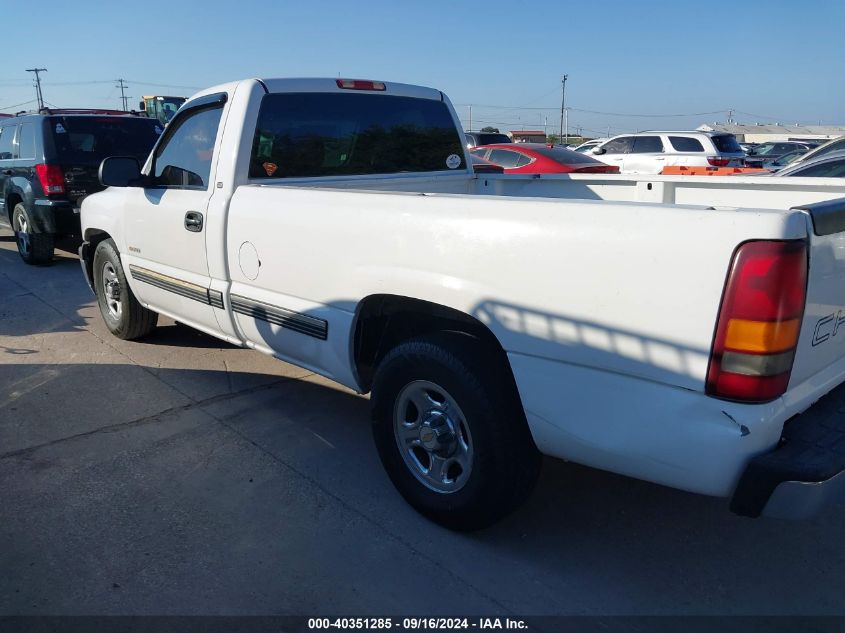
[79,77,845,530]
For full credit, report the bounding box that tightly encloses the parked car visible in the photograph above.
[0,109,163,264]
[471,143,619,174]
[761,148,809,172]
[80,76,845,529]
[744,141,820,168]
[783,135,845,168]
[572,138,608,153]
[464,131,511,149]
[774,151,845,177]
[590,131,745,174]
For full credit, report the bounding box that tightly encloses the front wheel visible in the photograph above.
[371,332,541,531]
[92,239,158,340]
[12,203,54,265]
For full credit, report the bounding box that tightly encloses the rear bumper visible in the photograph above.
[33,199,81,235]
[731,380,845,519]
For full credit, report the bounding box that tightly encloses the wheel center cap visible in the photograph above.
[419,411,456,454]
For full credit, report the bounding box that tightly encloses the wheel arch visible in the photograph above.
[80,229,113,294]
[351,294,519,396]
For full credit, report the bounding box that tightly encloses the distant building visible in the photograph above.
[509,130,546,143]
[697,123,845,143]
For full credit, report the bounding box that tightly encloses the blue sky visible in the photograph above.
[2,0,843,137]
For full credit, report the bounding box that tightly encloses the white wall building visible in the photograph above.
[697,123,845,143]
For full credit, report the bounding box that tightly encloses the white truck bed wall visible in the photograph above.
[473,173,845,210]
[227,184,808,393]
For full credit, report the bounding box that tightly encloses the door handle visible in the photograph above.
[184,211,203,232]
[1,169,11,176]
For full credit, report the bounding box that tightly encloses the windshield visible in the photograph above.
[475,133,511,145]
[48,116,163,163]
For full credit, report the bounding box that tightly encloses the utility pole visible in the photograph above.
[26,68,47,110]
[468,105,472,131]
[559,74,568,146]
[116,79,129,111]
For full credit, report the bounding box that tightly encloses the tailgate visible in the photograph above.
[790,198,845,387]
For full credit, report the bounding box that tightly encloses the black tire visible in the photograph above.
[12,203,54,265]
[92,239,158,340]
[371,331,541,531]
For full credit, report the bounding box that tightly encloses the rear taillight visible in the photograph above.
[707,157,730,167]
[35,164,65,195]
[336,79,386,91]
[706,240,807,402]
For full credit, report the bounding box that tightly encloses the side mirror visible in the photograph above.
[592,147,606,155]
[138,100,146,112]
[99,156,143,187]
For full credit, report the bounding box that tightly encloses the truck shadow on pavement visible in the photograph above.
[2,361,843,615]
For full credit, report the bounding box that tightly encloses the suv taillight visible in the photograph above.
[35,164,65,195]
[706,240,807,402]
[707,157,730,167]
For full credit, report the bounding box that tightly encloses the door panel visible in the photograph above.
[121,100,226,333]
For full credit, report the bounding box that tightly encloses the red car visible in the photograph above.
[470,143,620,174]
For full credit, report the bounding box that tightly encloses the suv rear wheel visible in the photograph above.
[12,203,54,265]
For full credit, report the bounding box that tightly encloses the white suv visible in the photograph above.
[591,131,745,174]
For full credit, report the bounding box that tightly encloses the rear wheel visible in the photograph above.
[12,203,54,265]
[93,239,158,340]
[371,332,541,531]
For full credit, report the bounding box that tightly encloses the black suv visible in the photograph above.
[0,109,162,264]
[464,132,512,149]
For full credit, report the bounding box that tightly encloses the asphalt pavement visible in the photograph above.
[1,227,844,616]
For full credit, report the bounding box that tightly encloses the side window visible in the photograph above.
[668,136,705,152]
[514,153,534,167]
[152,105,224,189]
[792,159,845,178]
[487,149,524,168]
[0,126,17,160]
[816,138,845,159]
[631,136,664,154]
[602,136,634,154]
[16,123,36,159]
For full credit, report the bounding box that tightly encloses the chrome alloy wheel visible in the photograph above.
[13,211,30,257]
[393,380,474,493]
[101,261,123,320]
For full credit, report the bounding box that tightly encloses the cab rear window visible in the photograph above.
[249,92,465,178]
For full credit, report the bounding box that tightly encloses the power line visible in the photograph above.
[454,102,727,118]
[126,80,200,91]
[0,98,38,112]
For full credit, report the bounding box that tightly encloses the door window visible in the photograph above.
[668,136,704,152]
[0,126,16,160]
[630,136,664,154]
[601,136,634,154]
[16,123,36,159]
[487,149,525,168]
[152,105,224,189]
